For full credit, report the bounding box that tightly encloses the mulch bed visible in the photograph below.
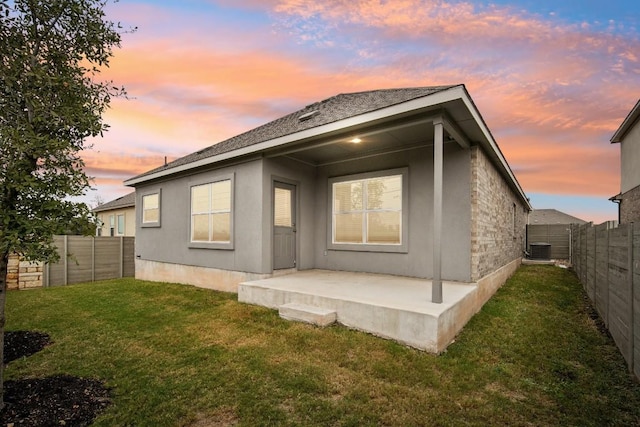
[0,330,112,427]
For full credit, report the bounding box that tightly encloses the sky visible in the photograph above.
[83,0,640,224]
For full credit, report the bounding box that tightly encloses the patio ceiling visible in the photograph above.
[264,98,475,166]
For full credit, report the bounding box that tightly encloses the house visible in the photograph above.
[529,209,586,225]
[527,209,586,260]
[610,99,640,224]
[125,85,531,352]
[93,191,136,237]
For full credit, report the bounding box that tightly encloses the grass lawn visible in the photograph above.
[6,265,640,426]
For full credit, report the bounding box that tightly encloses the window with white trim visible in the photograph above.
[191,179,232,243]
[116,214,125,236]
[332,174,402,245]
[109,214,115,237]
[142,193,160,224]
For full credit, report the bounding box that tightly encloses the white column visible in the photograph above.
[432,118,444,303]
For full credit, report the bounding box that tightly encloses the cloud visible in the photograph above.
[81,0,638,209]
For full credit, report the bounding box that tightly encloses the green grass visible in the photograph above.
[6,265,640,426]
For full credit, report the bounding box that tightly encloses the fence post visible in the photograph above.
[605,224,610,327]
[44,262,49,287]
[92,236,96,282]
[63,235,68,286]
[119,236,124,278]
[629,222,635,374]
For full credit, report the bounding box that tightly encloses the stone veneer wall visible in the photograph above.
[620,184,640,224]
[470,146,528,281]
[6,254,44,290]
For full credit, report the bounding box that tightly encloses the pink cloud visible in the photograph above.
[79,0,638,210]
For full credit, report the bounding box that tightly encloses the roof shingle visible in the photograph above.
[129,86,458,181]
[93,191,136,212]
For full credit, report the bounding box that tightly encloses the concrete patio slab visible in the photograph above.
[238,269,481,353]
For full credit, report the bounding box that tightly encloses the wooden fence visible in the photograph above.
[526,224,572,259]
[571,222,639,379]
[44,235,135,286]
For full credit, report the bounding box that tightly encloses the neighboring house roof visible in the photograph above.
[529,209,586,225]
[611,99,640,143]
[93,191,136,213]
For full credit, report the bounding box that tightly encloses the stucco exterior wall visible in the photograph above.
[134,141,528,288]
[470,145,527,281]
[96,207,136,237]
[135,159,269,275]
[263,157,317,271]
[313,143,472,282]
[620,121,640,194]
[620,184,640,224]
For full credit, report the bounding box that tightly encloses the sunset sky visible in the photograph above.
[86,0,640,224]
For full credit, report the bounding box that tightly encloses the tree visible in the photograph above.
[0,0,126,409]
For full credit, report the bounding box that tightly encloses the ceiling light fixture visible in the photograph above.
[349,137,362,144]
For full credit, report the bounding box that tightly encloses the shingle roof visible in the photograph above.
[529,209,586,225]
[93,191,136,212]
[129,86,458,181]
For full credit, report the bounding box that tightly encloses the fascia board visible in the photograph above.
[124,86,465,186]
[611,99,640,143]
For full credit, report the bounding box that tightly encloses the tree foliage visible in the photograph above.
[0,0,125,262]
[0,0,128,410]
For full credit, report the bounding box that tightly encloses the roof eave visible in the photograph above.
[124,85,531,210]
[611,99,640,143]
[124,86,465,187]
[93,203,135,213]
[457,87,532,210]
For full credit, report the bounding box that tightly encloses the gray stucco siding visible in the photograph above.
[621,122,640,194]
[135,159,268,274]
[312,143,472,282]
[262,157,318,271]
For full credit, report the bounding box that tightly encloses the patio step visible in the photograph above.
[279,303,336,327]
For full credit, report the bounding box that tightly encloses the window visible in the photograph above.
[330,169,407,252]
[96,215,103,236]
[191,179,232,244]
[117,214,125,235]
[109,215,115,237]
[142,193,160,225]
[513,203,517,238]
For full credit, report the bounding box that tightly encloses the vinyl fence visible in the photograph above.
[526,224,572,259]
[571,222,639,379]
[44,235,135,286]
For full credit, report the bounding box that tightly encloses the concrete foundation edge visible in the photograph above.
[135,259,273,293]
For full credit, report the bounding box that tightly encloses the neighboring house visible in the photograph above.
[125,85,531,294]
[93,191,136,237]
[527,209,586,260]
[529,209,586,225]
[610,99,640,224]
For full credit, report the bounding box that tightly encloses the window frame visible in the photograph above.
[327,168,408,253]
[140,190,161,228]
[116,213,125,236]
[109,214,115,237]
[188,173,235,250]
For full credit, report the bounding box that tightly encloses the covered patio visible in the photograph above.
[238,269,485,353]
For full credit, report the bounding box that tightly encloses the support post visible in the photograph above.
[432,118,444,303]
